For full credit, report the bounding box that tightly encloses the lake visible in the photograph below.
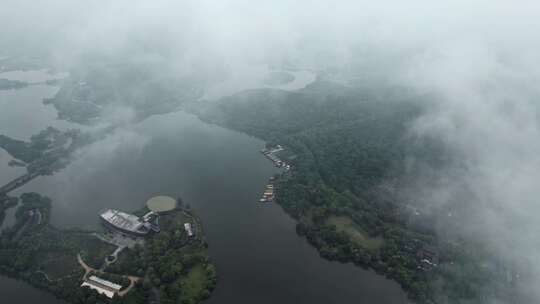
[0,70,409,304]
[0,276,66,304]
[13,111,408,304]
[0,69,80,231]
[0,70,77,141]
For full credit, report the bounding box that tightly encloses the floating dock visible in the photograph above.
[259,182,275,203]
[260,144,291,170]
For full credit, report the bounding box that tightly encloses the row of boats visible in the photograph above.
[259,179,275,203]
[259,144,292,203]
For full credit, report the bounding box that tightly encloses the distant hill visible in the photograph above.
[192,79,518,304]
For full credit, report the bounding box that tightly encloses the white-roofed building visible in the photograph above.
[184,223,194,237]
[81,275,122,299]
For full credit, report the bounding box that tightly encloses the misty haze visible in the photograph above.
[0,1,539,303]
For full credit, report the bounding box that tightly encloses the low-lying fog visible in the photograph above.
[2,0,540,301]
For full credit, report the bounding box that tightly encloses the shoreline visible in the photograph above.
[0,194,216,304]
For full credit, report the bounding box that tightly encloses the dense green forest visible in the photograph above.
[107,205,217,304]
[193,80,515,303]
[0,192,114,303]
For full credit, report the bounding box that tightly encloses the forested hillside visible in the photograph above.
[193,80,516,303]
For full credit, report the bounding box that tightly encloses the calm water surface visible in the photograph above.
[0,70,81,230]
[0,70,78,140]
[0,276,66,304]
[0,71,76,303]
[13,111,409,304]
[0,71,408,303]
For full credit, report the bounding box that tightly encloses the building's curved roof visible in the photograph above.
[146,195,177,212]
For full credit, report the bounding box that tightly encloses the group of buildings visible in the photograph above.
[86,196,195,298]
[100,207,196,239]
[416,245,439,271]
[80,275,122,299]
[99,209,160,237]
[258,144,291,203]
[261,144,291,170]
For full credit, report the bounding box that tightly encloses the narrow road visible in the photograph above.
[77,254,93,279]
[35,270,52,282]
[0,171,40,195]
[118,276,140,296]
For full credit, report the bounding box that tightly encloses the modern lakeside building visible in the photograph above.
[81,275,122,299]
[100,209,160,237]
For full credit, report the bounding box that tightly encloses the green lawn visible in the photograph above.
[179,264,209,303]
[326,216,384,251]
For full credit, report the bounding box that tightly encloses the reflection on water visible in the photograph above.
[14,111,409,304]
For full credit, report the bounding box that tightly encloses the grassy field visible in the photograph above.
[179,264,209,302]
[326,216,384,251]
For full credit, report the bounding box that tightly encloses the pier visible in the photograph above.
[260,144,290,170]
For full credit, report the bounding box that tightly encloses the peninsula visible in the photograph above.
[0,193,216,304]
